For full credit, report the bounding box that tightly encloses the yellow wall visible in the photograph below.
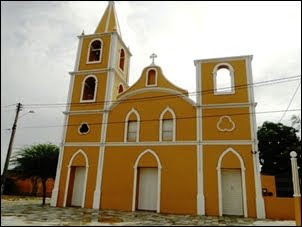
[203,145,256,217]
[201,60,249,104]
[78,35,111,71]
[65,114,103,142]
[100,146,197,214]
[202,107,251,140]
[261,175,295,220]
[107,91,196,142]
[70,73,108,111]
[57,147,99,209]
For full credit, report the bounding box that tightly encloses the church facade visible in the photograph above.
[51,2,266,218]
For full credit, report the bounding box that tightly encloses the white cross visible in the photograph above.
[150,53,157,65]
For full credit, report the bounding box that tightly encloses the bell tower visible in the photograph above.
[51,1,131,209]
[194,55,266,218]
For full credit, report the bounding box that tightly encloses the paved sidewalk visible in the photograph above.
[1,196,295,226]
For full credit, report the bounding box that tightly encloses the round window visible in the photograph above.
[78,123,89,134]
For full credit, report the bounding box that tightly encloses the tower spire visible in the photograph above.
[95,1,122,36]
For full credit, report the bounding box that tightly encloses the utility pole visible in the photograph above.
[1,103,23,194]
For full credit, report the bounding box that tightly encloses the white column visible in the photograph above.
[290,151,301,197]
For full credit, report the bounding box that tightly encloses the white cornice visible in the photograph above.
[198,102,257,109]
[194,55,253,64]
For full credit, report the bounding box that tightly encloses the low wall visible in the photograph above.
[261,175,294,220]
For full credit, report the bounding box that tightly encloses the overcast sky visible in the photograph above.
[1,1,301,173]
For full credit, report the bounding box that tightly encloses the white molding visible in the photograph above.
[63,149,89,208]
[86,38,103,64]
[216,147,247,217]
[64,109,105,115]
[62,140,255,147]
[78,122,90,135]
[213,63,235,95]
[80,75,98,103]
[195,61,205,215]
[246,58,266,219]
[92,33,118,209]
[124,108,140,143]
[51,37,81,206]
[104,2,112,32]
[132,149,162,213]
[69,68,110,75]
[111,87,196,110]
[145,68,158,87]
[199,102,257,109]
[159,106,176,142]
[194,55,253,64]
[217,116,236,132]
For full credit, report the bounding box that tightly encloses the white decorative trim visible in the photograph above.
[132,149,162,213]
[124,108,140,143]
[93,33,118,209]
[51,37,82,207]
[80,75,98,103]
[111,87,196,110]
[104,2,112,32]
[194,55,253,64]
[216,147,247,217]
[246,57,266,219]
[63,149,89,208]
[217,116,236,132]
[213,63,235,95]
[78,122,90,135]
[62,140,255,147]
[86,38,103,64]
[64,109,105,115]
[200,102,257,109]
[145,68,158,87]
[159,106,176,142]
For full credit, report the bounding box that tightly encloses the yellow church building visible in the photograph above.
[51,2,266,218]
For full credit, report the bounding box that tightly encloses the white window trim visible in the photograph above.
[63,149,89,208]
[86,38,103,64]
[216,147,247,217]
[78,122,90,135]
[132,149,162,213]
[118,48,126,72]
[80,75,98,103]
[145,68,158,87]
[159,106,176,142]
[213,62,235,95]
[216,116,236,132]
[124,108,140,143]
[117,83,124,94]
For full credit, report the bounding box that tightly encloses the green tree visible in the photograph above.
[11,143,59,205]
[258,121,301,175]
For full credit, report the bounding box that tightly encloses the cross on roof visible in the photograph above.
[150,53,157,65]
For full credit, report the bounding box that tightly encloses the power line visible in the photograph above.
[11,108,301,130]
[21,75,301,109]
[279,81,301,123]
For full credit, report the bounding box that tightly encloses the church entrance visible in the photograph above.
[71,167,86,207]
[221,169,244,216]
[138,168,158,211]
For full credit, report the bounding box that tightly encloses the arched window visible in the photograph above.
[124,108,140,142]
[87,39,102,63]
[213,63,235,95]
[81,76,97,102]
[118,84,124,94]
[119,49,125,71]
[159,107,176,142]
[146,68,157,86]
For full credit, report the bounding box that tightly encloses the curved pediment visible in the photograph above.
[117,65,188,99]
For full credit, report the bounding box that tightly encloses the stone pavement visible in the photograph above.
[1,196,295,226]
